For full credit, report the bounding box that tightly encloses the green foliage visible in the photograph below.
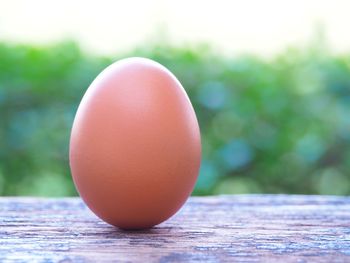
[0,41,349,196]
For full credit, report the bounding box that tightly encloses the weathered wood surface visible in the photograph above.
[1,195,350,262]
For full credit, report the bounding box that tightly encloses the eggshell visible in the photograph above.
[69,57,201,229]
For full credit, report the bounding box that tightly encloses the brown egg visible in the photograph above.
[69,57,201,230]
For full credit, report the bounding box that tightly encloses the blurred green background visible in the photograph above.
[1,39,349,196]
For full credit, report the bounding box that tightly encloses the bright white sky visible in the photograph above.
[0,0,349,56]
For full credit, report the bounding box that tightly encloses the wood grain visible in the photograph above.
[1,195,350,262]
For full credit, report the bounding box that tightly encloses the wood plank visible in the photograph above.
[1,195,350,262]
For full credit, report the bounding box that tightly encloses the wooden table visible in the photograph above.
[1,195,349,262]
